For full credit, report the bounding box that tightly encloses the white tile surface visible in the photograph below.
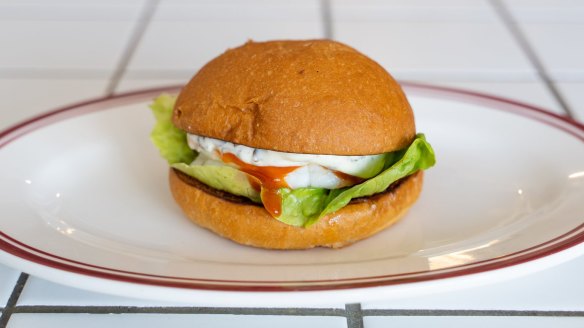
[425,81,563,114]
[557,82,584,121]
[519,24,584,81]
[7,314,348,328]
[364,316,584,328]
[16,277,183,307]
[332,0,493,22]
[129,21,322,71]
[0,0,145,21]
[503,0,584,82]
[0,1,142,72]
[127,0,323,72]
[333,18,536,80]
[0,79,108,129]
[504,0,584,23]
[363,255,584,311]
[0,263,19,307]
[155,0,320,21]
[0,21,136,71]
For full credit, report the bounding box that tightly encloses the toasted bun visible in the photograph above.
[169,169,423,249]
[173,39,415,155]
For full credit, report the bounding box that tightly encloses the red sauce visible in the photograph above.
[333,170,365,186]
[220,152,366,217]
[220,152,299,217]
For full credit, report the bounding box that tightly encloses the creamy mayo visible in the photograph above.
[187,134,386,189]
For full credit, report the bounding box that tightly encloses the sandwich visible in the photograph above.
[149,40,435,249]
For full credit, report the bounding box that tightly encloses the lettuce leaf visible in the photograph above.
[278,188,329,226]
[149,94,261,201]
[172,163,261,203]
[275,134,435,227]
[149,94,195,165]
[318,133,435,220]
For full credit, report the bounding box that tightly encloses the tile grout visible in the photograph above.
[320,0,334,39]
[3,305,584,317]
[345,303,364,328]
[489,0,575,118]
[12,305,346,316]
[0,273,29,328]
[362,309,584,317]
[104,0,159,96]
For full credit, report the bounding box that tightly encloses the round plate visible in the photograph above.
[1,83,584,306]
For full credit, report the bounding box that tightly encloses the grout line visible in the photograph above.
[13,306,346,316]
[490,0,575,118]
[6,305,584,318]
[0,273,29,328]
[320,0,334,39]
[104,0,159,96]
[362,309,584,317]
[345,303,364,328]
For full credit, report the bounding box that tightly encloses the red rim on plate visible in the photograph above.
[1,83,583,292]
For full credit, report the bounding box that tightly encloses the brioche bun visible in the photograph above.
[173,39,415,155]
[170,169,423,249]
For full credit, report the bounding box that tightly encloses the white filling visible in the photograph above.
[187,134,385,189]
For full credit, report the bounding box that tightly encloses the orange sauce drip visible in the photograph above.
[220,152,299,217]
[333,170,365,186]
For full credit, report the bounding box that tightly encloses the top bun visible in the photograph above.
[173,39,415,155]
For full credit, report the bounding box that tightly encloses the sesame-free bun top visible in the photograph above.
[173,39,415,155]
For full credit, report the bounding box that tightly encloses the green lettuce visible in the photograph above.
[172,163,261,202]
[149,94,436,228]
[275,134,435,227]
[149,94,195,165]
[149,94,261,201]
[278,188,329,227]
[320,134,434,219]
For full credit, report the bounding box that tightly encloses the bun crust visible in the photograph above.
[169,169,424,249]
[173,39,415,155]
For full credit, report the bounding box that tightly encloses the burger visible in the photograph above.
[149,40,435,249]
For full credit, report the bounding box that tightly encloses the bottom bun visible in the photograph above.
[169,169,424,250]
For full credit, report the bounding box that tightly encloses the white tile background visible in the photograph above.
[126,0,324,78]
[364,316,584,328]
[332,0,536,81]
[0,265,19,308]
[0,0,583,327]
[6,313,348,328]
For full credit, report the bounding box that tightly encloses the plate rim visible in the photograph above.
[1,82,584,293]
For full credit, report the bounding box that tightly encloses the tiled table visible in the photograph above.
[0,0,583,327]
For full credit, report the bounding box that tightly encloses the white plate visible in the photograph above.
[1,84,584,306]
